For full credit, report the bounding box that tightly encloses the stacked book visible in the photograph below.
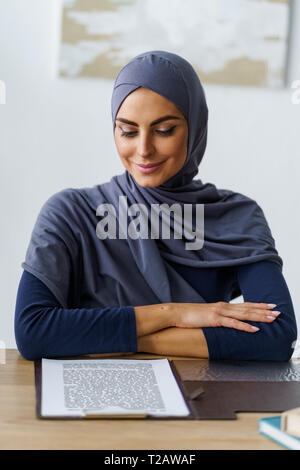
[259,408,300,450]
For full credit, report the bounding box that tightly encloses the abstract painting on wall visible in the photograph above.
[59,0,291,87]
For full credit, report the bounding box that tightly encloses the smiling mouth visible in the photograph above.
[134,161,166,174]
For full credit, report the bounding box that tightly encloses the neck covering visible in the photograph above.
[22,50,282,309]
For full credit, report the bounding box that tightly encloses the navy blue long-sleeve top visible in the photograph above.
[14,260,297,361]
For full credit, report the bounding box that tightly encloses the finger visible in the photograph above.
[220,316,260,333]
[226,308,281,322]
[230,302,277,310]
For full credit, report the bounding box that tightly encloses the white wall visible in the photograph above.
[0,0,299,352]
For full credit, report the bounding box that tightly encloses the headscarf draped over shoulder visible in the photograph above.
[22,50,282,308]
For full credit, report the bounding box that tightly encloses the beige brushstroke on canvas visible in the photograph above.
[59,0,290,87]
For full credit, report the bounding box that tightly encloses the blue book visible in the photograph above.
[259,416,300,450]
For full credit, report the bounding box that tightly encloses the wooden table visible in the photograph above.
[0,349,285,450]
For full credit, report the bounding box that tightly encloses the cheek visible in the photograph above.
[164,135,187,160]
[115,136,134,160]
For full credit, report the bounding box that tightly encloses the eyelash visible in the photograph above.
[120,126,177,138]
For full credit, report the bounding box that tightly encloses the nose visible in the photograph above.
[137,130,155,158]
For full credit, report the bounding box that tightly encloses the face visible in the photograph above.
[114,87,189,188]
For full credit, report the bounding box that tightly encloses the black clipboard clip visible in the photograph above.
[188,386,205,400]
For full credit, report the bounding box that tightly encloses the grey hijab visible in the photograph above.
[22,50,282,309]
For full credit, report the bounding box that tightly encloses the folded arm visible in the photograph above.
[14,270,138,361]
[138,326,209,358]
[15,270,175,361]
[214,260,297,361]
[16,260,297,362]
[138,261,298,361]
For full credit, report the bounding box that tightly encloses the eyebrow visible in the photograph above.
[115,115,181,127]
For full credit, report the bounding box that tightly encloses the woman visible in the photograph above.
[15,50,297,361]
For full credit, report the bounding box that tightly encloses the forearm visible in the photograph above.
[134,303,174,337]
[137,327,209,358]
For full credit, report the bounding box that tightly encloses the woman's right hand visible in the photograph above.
[171,301,281,333]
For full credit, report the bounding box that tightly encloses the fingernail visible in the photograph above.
[271,311,281,316]
[251,326,260,331]
[267,315,276,320]
[267,304,277,308]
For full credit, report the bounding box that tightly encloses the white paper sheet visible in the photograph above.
[41,358,190,418]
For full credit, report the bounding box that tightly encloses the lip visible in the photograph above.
[135,161,165,174]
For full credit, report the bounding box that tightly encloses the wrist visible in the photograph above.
[134,302,175,337]
[160,302,176,328]
[164,302,180,328]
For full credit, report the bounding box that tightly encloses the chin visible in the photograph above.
[133,174,165,188]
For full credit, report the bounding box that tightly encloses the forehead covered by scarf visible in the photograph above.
[111,50,208,189]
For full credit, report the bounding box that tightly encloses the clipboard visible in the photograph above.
[34,358,300,420]
[34,358,201,420]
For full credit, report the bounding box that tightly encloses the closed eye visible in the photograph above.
[120,126,177,138]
